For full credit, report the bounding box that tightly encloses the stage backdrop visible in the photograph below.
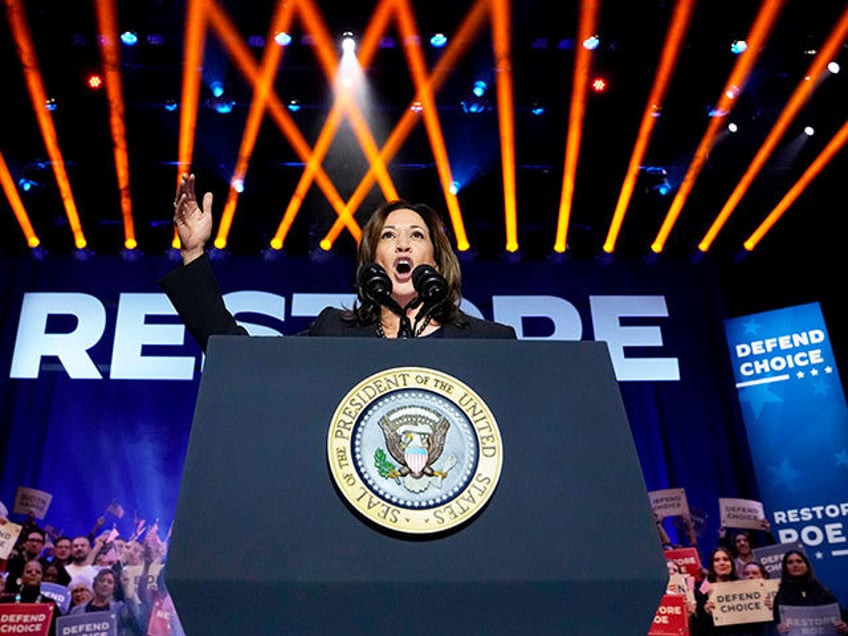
[1,253,845,602]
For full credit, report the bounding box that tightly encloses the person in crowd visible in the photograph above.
[742,561,769,580]
[45,536,73,587]
[3,527,47,593]
[42,562,66,584]
[0,560,60,635]
[719,522,775,579]
[68,577,94,610]
[770,549,848,634]
[69,567,145,636]
[691,546,769,636]
[160,173,516,349]
[63,535,103,588]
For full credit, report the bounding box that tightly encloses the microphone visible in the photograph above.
[411,265,448,307]
[358,263,412,337]
[411,265,448,334]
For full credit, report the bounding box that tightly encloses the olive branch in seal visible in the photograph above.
[374,448,396,478]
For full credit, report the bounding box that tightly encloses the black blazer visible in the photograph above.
[159,254,516,351]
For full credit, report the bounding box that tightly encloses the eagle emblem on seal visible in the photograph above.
[376,406,458,494]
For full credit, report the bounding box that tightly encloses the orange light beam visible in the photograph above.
[94,0,136,250]
[215,0,296,249]
[553,0,598,254]
[699,3,848,253]
[270,0,397,250]
[0,149,40,248]
[491,0,517,252]
[603,0,696,254]
[4,0,87,249]
[173,0,207,248]
[395,0,469,250]
[204,0,358,238]
[321,0,491,247]
[744,117,848,252]
[651,0,786,254]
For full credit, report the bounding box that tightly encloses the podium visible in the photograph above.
[166,336,666,635]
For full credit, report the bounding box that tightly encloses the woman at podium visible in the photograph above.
[160,173,515,348]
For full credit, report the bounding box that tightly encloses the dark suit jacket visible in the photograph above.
[159,254,516,351]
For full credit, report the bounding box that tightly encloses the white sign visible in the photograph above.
[719,497,765,529]
[711,578,779,626]
[649,488,690,518]
[0,520,23,559]
[13,486,53,520]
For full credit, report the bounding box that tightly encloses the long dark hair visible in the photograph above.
[706,547,739,583]
[351,200,466,326]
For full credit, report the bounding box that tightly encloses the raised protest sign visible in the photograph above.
[13,486,53,520]
[649,488,690,518]
[710,578,779,626]
[649,594,689,636]
[0,520,23,559]
[719,497,765,530]
[779,603,842,636]
[0,602,54,636]
[120,563,164,603]
[663,547,702,578]
[752,542,805,579]
[56,609,116,636]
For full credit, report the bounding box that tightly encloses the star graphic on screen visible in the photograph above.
[810,368,819,376]
[814,551,823,559]
[825,366,833,374]
[835,449,848,467]
[768,458,801,492]
[812,380,830,397]
[796,371,805,379]
[739,384,783,419]
[742,318,761,336]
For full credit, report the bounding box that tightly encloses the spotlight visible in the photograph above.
[231,177,244,192]
[287,99,301,112]
[530,102,545,116]
[429,33,447,48]
[18,178,38,192]
[804,126,815,136]
[591,77,607,93]
[341,31,356,53]
[728,122,738,133]
[87,74,103,89]
[163,99,178,112]
[582,35,600,50]
[730,39,747,54]
[472,80,487,97]
[410,101,423,113]
[210,81,225,98]
[45,98,57,111]
[120,31,138,46]
[213,99,234,114]
[273,32,291,46]
[449,180,460,194]
[828,61,840,74]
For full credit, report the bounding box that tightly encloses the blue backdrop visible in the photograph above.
[1,253,844,603]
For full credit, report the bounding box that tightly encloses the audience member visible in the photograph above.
[3,527,47,593]
[63,535,103,588]
[68,577,94,610]
[770,550,848,634]
[0,559,59,636]
[69,567,145,636]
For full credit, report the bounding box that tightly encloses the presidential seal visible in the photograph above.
[327,366,503,535]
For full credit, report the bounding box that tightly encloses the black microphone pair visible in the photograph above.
[358,263,449,338]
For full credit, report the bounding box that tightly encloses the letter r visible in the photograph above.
[10,292,105,379]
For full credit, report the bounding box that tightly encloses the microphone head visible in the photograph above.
[358,263,393,304]
[412,264,448,304]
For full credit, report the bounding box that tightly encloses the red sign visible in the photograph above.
[649,594,689,636]
[663,547,702,578]
[0,602,55,636]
